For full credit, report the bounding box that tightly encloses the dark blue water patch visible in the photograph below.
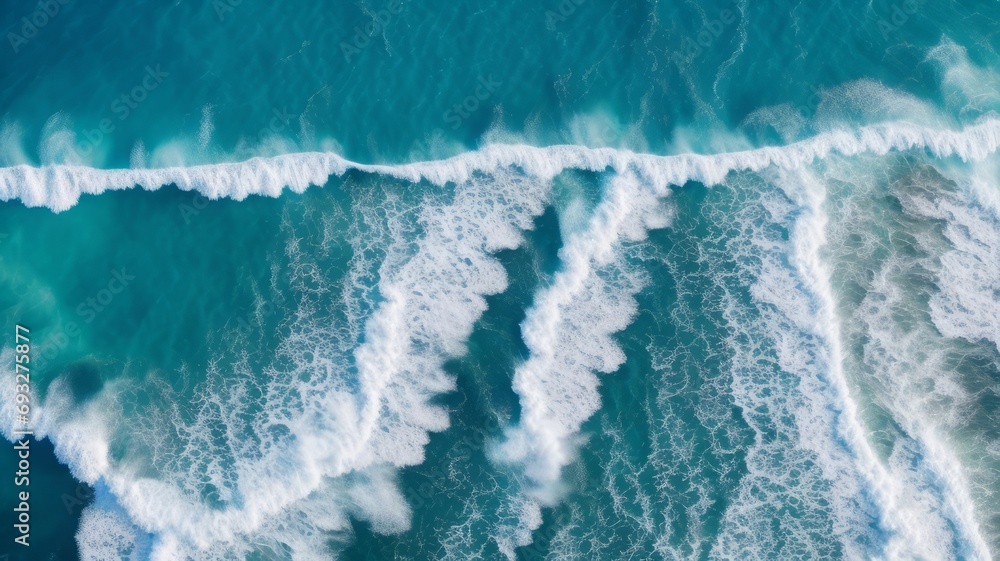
[60,358,104,405]
[526,203,567,280]
[0,436,93,560]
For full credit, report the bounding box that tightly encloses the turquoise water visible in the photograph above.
[1,0,1000,559]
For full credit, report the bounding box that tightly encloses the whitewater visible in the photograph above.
[2,117,1000,559]
[2,119,999,212]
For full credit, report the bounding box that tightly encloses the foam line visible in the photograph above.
[765,167,993,559]
[1,119,999,212]
[778,170,939,558]
[497,170,661,486]
[490,170,670,557]
[500,170,648,490]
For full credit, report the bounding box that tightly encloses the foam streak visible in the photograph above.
[1,119,999,212]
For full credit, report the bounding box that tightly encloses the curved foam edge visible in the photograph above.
[1,118,999,212]
[495,170,664,490]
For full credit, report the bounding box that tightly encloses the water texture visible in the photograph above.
[1,1,999,559]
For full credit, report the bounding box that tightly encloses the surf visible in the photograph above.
[0,118,996,212]
[3,117,1000,559]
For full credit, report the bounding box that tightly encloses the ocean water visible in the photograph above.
[1,0,1000,559]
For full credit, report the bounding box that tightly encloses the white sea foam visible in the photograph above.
[479,121,999,559]
[25,167,551,559]
[928,39,1000,119]
[76,506,142,561]
[490,170,669,556]
[497,170,665,487]
[921,177,1000,352]
[767,167,976,559]
[695,173,883,559]
[1,118,999,212]
[820,159,997,559]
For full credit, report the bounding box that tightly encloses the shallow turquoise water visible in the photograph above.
[2,1,1000,559]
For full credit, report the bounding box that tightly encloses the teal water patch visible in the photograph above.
[564,184,758,559]
[0,437,91,560]
[3,0,999,167]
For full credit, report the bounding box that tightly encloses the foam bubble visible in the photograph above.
[823,159,997,559]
